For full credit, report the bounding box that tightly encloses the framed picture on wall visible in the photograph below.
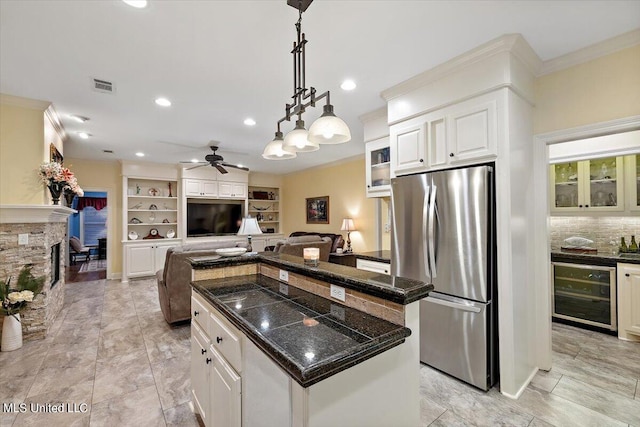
[306,196,329,224]
[49,143,63,164]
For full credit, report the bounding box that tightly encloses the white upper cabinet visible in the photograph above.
[390,117,427,176]
[445,97,497,165]
[185,179,218,197]
[218,182,247,199]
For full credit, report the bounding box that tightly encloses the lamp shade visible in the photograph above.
[263,131,296,160]
[308,104,351,145]
[237,217,263,236]
[282,119,319,153]
[340,218,355,232]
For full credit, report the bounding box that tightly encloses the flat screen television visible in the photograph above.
[186,199,244,237]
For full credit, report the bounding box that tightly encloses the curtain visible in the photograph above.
[76,197,107,211]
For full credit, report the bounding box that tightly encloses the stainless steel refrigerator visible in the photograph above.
[391,164,498,390]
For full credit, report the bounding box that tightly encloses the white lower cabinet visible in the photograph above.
[210,346,241,427]
[618,263,640,342]
[123,241,178,281]
[356,258,390,275]
[191,323,211,425]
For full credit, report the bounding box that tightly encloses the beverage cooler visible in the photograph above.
[551,262,617,331]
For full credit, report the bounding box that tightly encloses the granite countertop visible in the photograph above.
[355,250,391,263]
[192,274,410,387]
[189,252,432,305]
[551,251,640,266]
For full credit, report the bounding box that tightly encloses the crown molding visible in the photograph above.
[381,34,542,101]
[44,104,67,142]
[0,93,51,111]
[540,29,640,76]
[358,106,387,125]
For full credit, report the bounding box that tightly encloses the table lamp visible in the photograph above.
[237,217,263,252]
[340,218,356,253]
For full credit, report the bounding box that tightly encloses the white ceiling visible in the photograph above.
[1,1,639,174]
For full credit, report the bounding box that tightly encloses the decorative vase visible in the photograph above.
[63,189,75,207]
[47,181,64,205]
[1,314,23,352]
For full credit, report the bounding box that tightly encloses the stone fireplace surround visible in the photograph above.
[0,205,74,344]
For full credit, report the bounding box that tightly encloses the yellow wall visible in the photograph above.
[0,102,47,204]
[281,157,377,252]
[534,44,640,134]
[65,158,122,276]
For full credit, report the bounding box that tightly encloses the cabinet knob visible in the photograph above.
[367,185,370,188]
[419,159,424,163]
[626,273,631,277]
[206,357,212,364]
[449,153,454,157]
[194,311,199,316]
[578,205,583,208]
[201,348,206,355]
[216,336,223,344]
[585,205,589,208]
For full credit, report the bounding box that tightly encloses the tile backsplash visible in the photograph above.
[550,216,640,254]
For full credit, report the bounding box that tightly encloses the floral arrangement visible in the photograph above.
[38,162,84,196]
[0,265,45,319]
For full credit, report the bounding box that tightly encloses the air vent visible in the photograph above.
[103,149,114,154]
[91,77,115,94]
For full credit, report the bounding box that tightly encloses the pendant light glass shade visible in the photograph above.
[262,131,296,160]
[282,119,319,152]
[308,104,351,144]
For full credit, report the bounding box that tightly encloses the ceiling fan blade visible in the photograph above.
[186,164,208,171]
[214,163,228,174]
[220,162,249,171]
[179,161,207,164]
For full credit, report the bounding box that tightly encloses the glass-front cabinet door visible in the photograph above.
[629,154,640,212]
[365,137,391,198]
[552,262,616,330]
[586,156,624,211]
[550,156,624,213]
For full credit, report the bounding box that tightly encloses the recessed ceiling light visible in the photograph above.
[135,152,145,157]
[122,0,148,8]
[78,132,90,139]
[244,118,256,126]
[340,79,356,91]
[155,97,171,107]
[191,159,199,163]
[69,114,89,123]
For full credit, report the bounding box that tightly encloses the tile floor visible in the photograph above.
[1,277,639,427]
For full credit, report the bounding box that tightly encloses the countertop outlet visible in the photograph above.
[330,284,346,302]
[279,269,289,282]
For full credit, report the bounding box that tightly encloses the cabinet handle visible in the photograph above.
[419,159,424,163]
[206,357,212,364]
[449,153,454,157]
[201,348,206,355]
[384,270,388,274]
[626,273,631,277]
[579,205,583,208]
[367,185,371,188]
[585,205,589,208]
[216,336,223,343]
[194,311,199,316]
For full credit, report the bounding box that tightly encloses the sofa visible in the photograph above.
[287,231,345,254]
[271,235,333,262]
[156,241,248,324]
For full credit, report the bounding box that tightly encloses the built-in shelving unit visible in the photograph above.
[125,178,179,240]
[248,186,280,234]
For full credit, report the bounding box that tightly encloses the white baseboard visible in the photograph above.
[501,367,538,400]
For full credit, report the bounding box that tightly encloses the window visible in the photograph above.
[80,207,107,246]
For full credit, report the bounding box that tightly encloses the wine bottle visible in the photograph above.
[630,235,638,253]
[620,237,628,253]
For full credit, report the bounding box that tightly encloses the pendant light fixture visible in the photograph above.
[262,0,351,160]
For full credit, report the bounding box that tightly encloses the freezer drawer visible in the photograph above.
[420,293,493,390]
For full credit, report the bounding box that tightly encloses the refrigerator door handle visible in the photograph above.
[425,294,482,313]
[422,185,431,278]
[428,183,437,279]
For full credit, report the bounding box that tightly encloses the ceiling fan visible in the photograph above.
[181,146,249,174]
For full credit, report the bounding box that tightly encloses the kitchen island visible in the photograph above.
[188,252,432,427]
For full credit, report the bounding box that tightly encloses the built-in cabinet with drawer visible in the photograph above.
[356,258,390,275]
[250,234,284,252]
[618,263,640,342]
[365,137,391,197]
[390,93,498,177]
[191,292,242,427]
[550,156,624,213]
[123,241,178,281]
